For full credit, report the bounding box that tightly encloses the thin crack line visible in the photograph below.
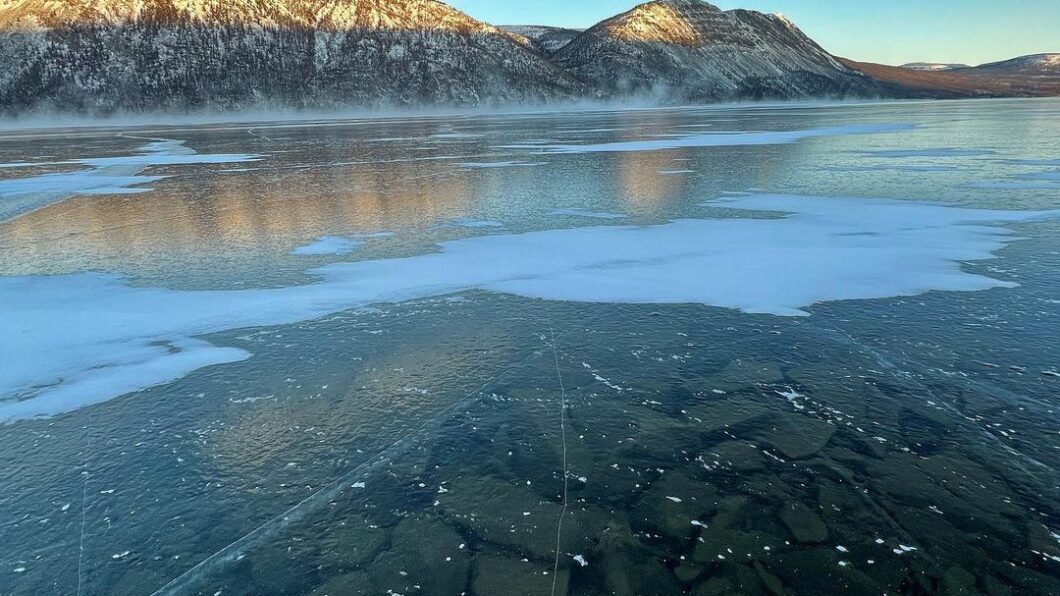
[547,317,569,596]
[76,428,90,596]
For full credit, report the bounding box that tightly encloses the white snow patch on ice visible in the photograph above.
[0,140,259,224]
[446,218,505,229]
[291,237,363,256]
[548,208,627,220]
[3,194,1059,422]
[0,160,71,169]
[458,161,547,169]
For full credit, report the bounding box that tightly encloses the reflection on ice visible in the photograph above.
[2,194,1058,422]
[503,124,915,154]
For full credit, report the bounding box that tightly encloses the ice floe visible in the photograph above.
[3,193,1059,421]
[502,124,913,154]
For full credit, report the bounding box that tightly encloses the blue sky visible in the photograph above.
[447,0,1060,66]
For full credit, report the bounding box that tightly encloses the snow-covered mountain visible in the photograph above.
[0,0,584,114]
[552,0,878,101]
[901,62,969,72]
[0,0,1054,114]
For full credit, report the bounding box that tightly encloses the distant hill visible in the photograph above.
[968,53,1060,76]
[841,53,1060,98]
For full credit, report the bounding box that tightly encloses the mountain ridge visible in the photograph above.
[0,0,1055,114]
[0,0,587,113]
[0,0,536,38]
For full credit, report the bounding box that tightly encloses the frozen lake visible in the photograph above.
[1,99,1059,595]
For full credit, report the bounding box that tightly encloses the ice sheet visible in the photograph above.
[0,140,259,224]
[3,194,1058,422]
[501,124,914,154]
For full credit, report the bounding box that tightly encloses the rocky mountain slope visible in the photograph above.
[0,0,585,114]
[551,0,880,101]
